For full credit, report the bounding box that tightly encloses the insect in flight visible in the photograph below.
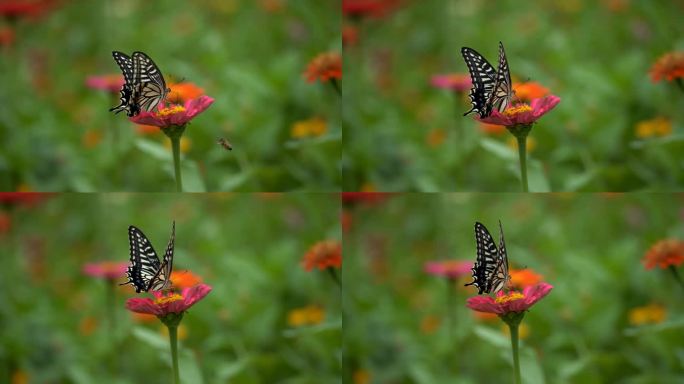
[120,221,175,293]
[110,51,170,117]
[461,42,513,118]
[464,220,511,294]
[217,137,233,151]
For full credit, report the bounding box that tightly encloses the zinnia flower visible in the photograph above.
[424,260,472,279]
[167,81,205,104]
[82,261,128,281]
[169,270,203,289]
[512,81,550,102]
[301,240,342,271]
[642,239,684,270]
[125,284,212,317]
[86,74,124,93]
[478,95,561,127]
[509,268,543,289]
[649,51,684,83]
[304,52,342,83]
[430,73,472,92]
[466,283,553,315]
[129,96,214,128]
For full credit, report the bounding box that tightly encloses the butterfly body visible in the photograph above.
[464,221,510,294]
[121,221,175,293]
[461,42,513,118]
[110,51,170,117]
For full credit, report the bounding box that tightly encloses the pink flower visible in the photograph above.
[125,284,212,317]
[129,96,215,128]
[83,261,128,280]
[430,73,472,92]
[478,95,561,126]
[424,260,472,279]
[86,74,125,93]
[466,283,553,315]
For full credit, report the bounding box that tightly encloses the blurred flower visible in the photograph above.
[479,122,506,135]
[11,370,28,384]
[0,192,52,205]
[0,212,11,234]
[642,239,684,270]
[635,117,672,138]
[343,24,359,46]
[513,81,550,102]
[343,0,400,19]
[342,192,392,205]
[507,136,537,153]
[424,260,472,279]
[602,0,629,12]
[136,124,161,135]
[81,129,103,148]
[420,315,441,334]
[649,51,684,83]
[125,284,212,317]
[509,268,543,289]
[170,270,203,289]
[426,128,447,147]
[302,240,342,271]
[466,283,553,315]
[478,96,561,127]
[430,73,471,92]
[82,261,128,281]
[131,312,157,324]
[164,136,192,153]
[287,304,325,326]
[291,117,328,138]
[0,26,15,46]
[86,74,124,94]
[472,311,499,322]
[167,82,205,104]
[342,210,352,232]
[353,370,371,384]
[0,0,56,19]
[258,0,285,12]
[79,316,98,336]
[130,96,214,128]
[304,52,342,83]
[628,303,666,326]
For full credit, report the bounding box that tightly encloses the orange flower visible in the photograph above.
[650,52,684,82]
[628,303,666,325]
[136,124,160,135]
[131,312,157,324]
[287,305,325,326]
[170,270,203,289]
[291,117,327,138]
[304,52,342,83]
[426,128,446,147]
[642,239,684,269]
[0,26,15,47]
[167,82,205,104]
[479,122,506,135]
[513,81,550,102]
[509,268,543,289]
[353,370,371,384]
[258,0,285,13]
[81,129,102,148]
[343,24,359,46]
[635,117,672,138]
[420,315,441,334]
[301,240,342,271]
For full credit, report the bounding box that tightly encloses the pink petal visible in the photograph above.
[531,95,561,119]
[130,111,165,127]
[478,110,513,126]
[126,298,162,316]
[466,296,503,314]
[184,96,215,120]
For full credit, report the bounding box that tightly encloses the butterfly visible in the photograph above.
[464,220,510,294]
[110,51,170,117]
[120,221,175,293]
[461,42,513,118]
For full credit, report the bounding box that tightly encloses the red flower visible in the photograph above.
[642,239,684,270]
[466,283,553,315]
[342,0,400,19]
[0,192,52,206]
[304,52,342,83]
[301,240,342,271]
[341,192,392,205]
[0,26,15,47]
[0,0,56,19]
[424,260,472,279]
[82,261,128,280]
[129,96,214,128]
[86,74,124,94]
[430,73,471,92]
[125,284,212,317]
[478,96,561,127]
[650,52,684,83]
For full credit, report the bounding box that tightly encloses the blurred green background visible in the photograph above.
[342,0,684,191]
[343,193,684,383]
[0,193,341,383]
[0,0,340,192]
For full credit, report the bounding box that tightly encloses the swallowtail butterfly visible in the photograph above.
[461,42,513,118]
[110,51,170,117]
[120,221,175,293]
[464,221,510,294]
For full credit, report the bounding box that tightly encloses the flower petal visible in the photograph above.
[478,110,513,126]
[184,96,215,120]
[466,295,503,314]
[531,95,561,119]
[126,298,162,316]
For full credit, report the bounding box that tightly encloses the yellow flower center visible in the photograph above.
[155,293,183,305]
[157,105,186,117]
[495,292,525,304]
[503,104,532,117]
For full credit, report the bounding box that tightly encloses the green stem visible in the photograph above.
[516,134,529,192]
[669,265,684,293]
[328,267,341,289]
[162,124,186,192]
[330,78,342,96]
[676,78,684,94]
[168,325,180,384]
[509,322,522,384]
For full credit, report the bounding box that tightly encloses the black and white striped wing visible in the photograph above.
[489,220,510,294]
[110,51,138,116]
[122,225,163,293]
[465,222,501,294]
[461,46,498,118]
[132,51,169,112]
[487,42,513,115]
[148,221,175,292]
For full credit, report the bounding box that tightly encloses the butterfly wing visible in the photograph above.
[122,225,162,293]
[489,220,510,293]
[465,222,500,294]
[487,42,513,114]
[132,51,169,112]
[109,51,138,116]
[148,221,175,291]
[461,46,498,118]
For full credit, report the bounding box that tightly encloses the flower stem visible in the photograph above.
[516,135,529,192]
[162,125,186,192]
[330,78,342,96]
[327,267,342,289]
[676,78,684,94]
[668,265,684,293]
[509,322,522,384]
[168,325,181,384]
